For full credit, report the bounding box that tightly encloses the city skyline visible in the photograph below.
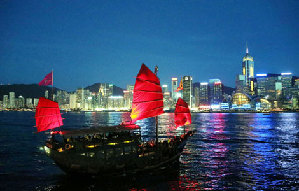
[1,1,298,91]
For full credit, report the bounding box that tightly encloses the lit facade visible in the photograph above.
[256,73,282,100]
[3,95,8,109]
[199,82,209,105]
[182,76,192,107]
[9,92,15,109]
[209,79,223,104]
[171,78,178,100]
[242,45,255,95]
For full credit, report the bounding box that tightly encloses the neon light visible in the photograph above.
[281,73,292,76]
[256,74,267,77]
[200,82,208,85]
[162,85,168,87]
[214,82,221,85]
[172,78,177,81]
[211,104,220,109]
[123,140,132,143]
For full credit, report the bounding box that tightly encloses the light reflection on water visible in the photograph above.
[0,112,298,190]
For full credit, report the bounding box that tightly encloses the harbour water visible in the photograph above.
[0,111,298,190]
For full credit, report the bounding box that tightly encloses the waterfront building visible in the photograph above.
[235,74,246,92]
[171,78,178,100]
[16,96,25,108]
[69,93,77,109]
[199,82,209,107]
[108,96,123,110]
[231,92,252,110]
[281,73,294,100]
[162,85,168,93]
[33,98,39,107]
[26,98,33,108]
[163,92,171,110]
[242,44,255,95]
[76,88,85,109]
[256,73,282,100]
[9,92,15,109]
[3,95,8,109]
[193,86,200,108]
[182,76,192,107]
[45,90,49,99]
[209,79,223,104]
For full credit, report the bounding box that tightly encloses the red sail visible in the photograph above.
[131,64,164,123]
[174,98,191,128]
[35,97,63,132]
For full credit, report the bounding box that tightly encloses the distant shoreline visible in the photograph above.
[1,109,298,113]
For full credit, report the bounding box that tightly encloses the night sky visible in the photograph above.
[1,0,298,91]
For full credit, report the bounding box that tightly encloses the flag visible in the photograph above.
[39,71,53,86]
[175,78,183,92]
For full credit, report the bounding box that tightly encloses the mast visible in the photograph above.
[154,65,159,145]
[52,69,54,101]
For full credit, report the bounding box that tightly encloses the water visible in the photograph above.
[0,111,298,190]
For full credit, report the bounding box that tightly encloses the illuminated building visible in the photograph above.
[3,95,8,109]
[45,90,49,99]
[209,79,223,104]
[108,96,123,109]
[242,44,255,95]
[231,92,251,109]
[182,76,192,107]
[171,78,178,99]
[9,92,15,109]
[281,73,294,99]
[69,93,77,109]
[26,98,33,108]
[163,92,171,110]
[16,96,25,108]
[76,88,85,109]
[199,82,209,106]
[236,74,245,92]
[193,86,200,108]
[33,98,39,107]
[256,73,282,100]
[162,85,168,93]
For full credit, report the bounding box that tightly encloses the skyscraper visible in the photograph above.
[242,44,255,95]
[199,82,209,106]
[183,76,192,107]
[209,79,223,104]
[3,95,8,109]
[256,73,282,100]
[171,78,178,99]
[9,92,15,109]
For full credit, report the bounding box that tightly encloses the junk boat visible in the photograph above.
[35,64,194,175]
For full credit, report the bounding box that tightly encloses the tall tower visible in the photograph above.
[171,78,178,99]
[242,43,255,95]
[182,76,192,107]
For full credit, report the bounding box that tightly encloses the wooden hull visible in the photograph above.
[45,140,188,176]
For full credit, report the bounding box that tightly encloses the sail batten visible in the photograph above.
[131,64,164,122]
[35,97,63,132]
[174,98,191,128]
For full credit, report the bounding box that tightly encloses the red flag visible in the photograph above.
[39,71,53,86]
[175,78,183,92]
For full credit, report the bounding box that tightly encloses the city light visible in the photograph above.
[172,78,177,81]
[281,73,292,76]
[200,82,208,85]
[256,73,267,77]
